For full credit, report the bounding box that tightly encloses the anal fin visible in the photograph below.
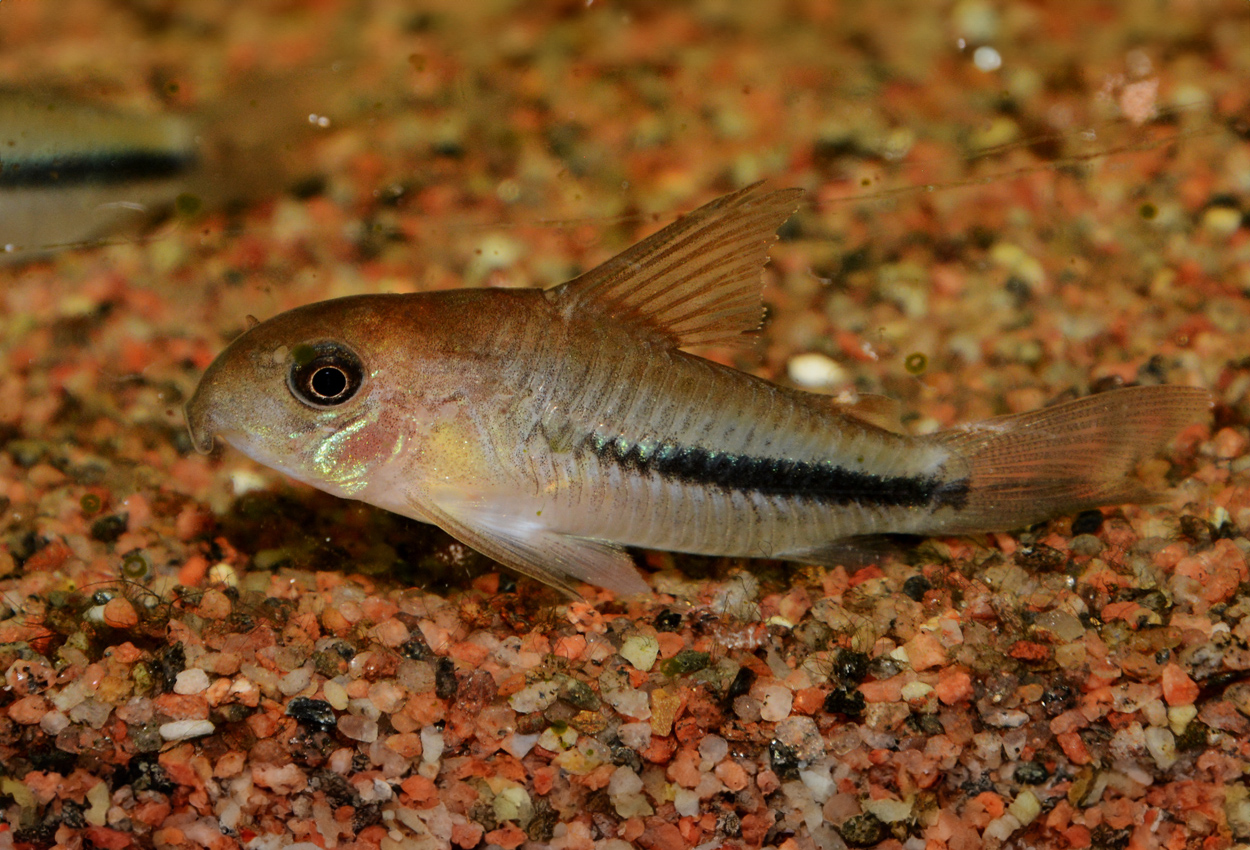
[421,496,650,597]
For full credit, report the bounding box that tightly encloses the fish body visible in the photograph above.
[0,90,198,258]
[186,185,1209,594]
[0,76,333,260]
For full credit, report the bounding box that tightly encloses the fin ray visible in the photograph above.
[547,183,804,349]
[839,392,906,433]
[936,385,1210,533]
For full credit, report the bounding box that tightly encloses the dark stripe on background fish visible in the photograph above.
[0,150,196,189]
[586,432,971,508]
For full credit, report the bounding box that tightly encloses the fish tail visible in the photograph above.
[935,385,1209,532]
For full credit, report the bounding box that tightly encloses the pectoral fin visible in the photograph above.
[420,496,650,596]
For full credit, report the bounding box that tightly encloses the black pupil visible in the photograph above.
[310,366,347,399]
[288,342,363,407]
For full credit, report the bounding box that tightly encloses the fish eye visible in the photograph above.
[287,341,364,408]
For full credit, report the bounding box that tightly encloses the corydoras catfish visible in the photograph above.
[185,184,1209,594]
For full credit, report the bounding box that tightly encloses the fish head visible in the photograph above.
[185,296,408,498]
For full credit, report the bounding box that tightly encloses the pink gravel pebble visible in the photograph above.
[371,618,410,648]
[1161,663,1199,707]
[714,760,749,791]
[859,675,904,703]
[904,631,946,671]
[667,747,701,789]
[8,694,50,725]
[1056,731,1092,765]
[935,669,973,706]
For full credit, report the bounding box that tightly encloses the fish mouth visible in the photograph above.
[183,392,218,455]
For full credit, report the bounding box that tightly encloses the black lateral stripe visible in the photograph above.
[586,433,970,509]
[0,149,196,189]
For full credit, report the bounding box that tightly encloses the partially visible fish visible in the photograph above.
[185,184,1210,594]
[0,76,334,261]
[0,90,198,259]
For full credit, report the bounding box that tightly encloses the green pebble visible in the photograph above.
[661,649,710,677]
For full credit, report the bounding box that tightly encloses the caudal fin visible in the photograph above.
[936,385,1209,533]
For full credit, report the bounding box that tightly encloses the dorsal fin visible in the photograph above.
[546,183,804,349]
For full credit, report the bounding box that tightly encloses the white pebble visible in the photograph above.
[40,710,70,735]
[604,687,651,720]
[863,798,913,823]
[51,680,86,712]
[508,680,559,713]
[953,0,999,41]
[85,781,110,826]
[420,726,445,765]
[674,787,700,817]
[983,813,1021,842]
[173,668,211,695]
[1168,704,1197,735]
[775,716,824,761]
[207,562,238,587]
[1202,206,1242,238]
[1141,698,1168,728]
[503,732,540,759]
[323,680,349,710]
[607,766,643,796]
[159,719,215,741]
[698,734,729,768]
[279,666,313,696]
[618,721,653,752]
[1144,726,1177,769]
[786,353,846,388]
[799,768,834,803]
[619,634,660,671]
[337,715,378,743]
[230,469,269,496]
[69,699,112,729]
[537,725,578,751]
[759,685,793,721]
[1008,789,1041,826]
[900,680,934,702]
[469,233,523,277]
[973,45,1002,72]
[492,786,532,823]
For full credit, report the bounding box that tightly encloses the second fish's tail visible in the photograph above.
[935,385,1210,533]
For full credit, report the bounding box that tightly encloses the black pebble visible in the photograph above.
[435,657,458,700]
[1014,760,1049,784]
[823,687,865,716]
[1070,510,1105,536]
[399,634,433,661]
[833,648,869,684]
[653,609,682,632]
[724,666,755,703]
[90,514,129,543]
[285,697,338,733]
[902,574,932,601]
[768,739,801,780]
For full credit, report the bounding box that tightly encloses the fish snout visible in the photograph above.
[184,389,221,455]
